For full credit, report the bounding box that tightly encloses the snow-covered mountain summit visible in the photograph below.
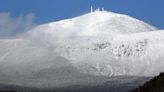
[27,10,156,45]
[25,10,164,77]
[0,10,163,84]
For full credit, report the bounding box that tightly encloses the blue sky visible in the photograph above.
[0,0,163,33]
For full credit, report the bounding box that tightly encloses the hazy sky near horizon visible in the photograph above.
[0,0,163,36]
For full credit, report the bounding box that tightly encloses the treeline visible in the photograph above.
[131,72,164,92]
[0,90,16,92]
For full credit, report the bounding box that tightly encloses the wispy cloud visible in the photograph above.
[0,12,36,38]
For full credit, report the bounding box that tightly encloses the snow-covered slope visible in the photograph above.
[0,39,72,77]
[26,10,163,77]
[54,30,164,76]
[27,11,156,46]
[0,10,163,82]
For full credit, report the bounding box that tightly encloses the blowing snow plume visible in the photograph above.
[0,13,36,38]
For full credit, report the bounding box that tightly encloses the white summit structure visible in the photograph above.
[90,6,105,13]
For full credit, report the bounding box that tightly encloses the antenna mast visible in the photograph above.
[102,7,104,11]
[91,6,93,12]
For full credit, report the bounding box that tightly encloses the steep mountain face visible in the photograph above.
[54,30,164,76]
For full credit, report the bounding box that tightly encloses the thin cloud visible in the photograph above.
[0,12,36,38]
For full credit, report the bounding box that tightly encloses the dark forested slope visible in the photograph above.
[131,72,164,92]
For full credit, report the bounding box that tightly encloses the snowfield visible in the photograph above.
[0,10,164,89]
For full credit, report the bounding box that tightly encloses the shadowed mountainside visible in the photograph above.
[0,76,150,92]
[131,72,164,92]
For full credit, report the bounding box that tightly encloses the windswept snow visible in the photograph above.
[27,11,156,46]
[0,39,72,77]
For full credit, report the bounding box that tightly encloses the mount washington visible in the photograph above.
[0,10,164,91]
